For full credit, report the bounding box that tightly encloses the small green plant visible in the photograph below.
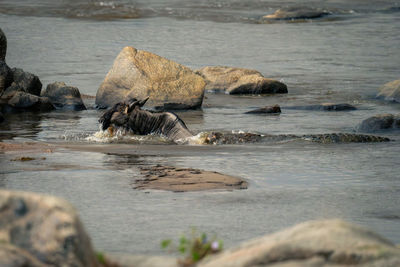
[161,229,223,266]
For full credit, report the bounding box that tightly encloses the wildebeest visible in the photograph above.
[99,97,193,142]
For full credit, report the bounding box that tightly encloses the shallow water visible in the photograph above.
[1,0,400,254]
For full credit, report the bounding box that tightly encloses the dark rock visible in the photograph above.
[96,46,205,109]
[7,91,55,112]
[195,66,287,95]
[0,111,4,123]
[262,7,330,21]
[8,68,42,96]
[357,114,400,132]
[41,81,86,111]
[245,105,281,114]
[0,28,6,61]
[377,79,400,103]
[285,103,356,111]
[0,60,12,95]
[0,190,99,266]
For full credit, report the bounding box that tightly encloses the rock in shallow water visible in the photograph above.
[245,105,281,114]
[96,46,205,110]
[0,190,98,267]
[284,103,356,111]
[0,60,12,94]
[262,7,331,21]
[377,79,400,103]
[7,91,55,112]
[0,28,6,61]
[41,81,86,111]
[358,113,400,132]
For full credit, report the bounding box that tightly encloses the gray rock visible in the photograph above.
[0,190,99,267]
[285,103,357,111]
[196,66,287,95]
[377,79,400,103]
[42,81,86,111]
[358,113,400,132]
[245,105,281,114]
[0,60,12,95]
[0,28,6,61]
[8,67,43,96]
[262,7,330,21]
[199,219,400,267]
[96,46,205,110]
[7,91,55,112]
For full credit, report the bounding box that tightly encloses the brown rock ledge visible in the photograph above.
[135,165,248,192]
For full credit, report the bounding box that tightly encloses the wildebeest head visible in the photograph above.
[99,97,149,131]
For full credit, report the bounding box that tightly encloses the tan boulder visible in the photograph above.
[195,66,287,94]
[377,79,400,103]
[96,46,206,110]
[0,190,99,267]
[198,219,400,267]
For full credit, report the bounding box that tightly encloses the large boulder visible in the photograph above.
[195,66,287,95]
[7,91,55,112]
[0,190,99,266]
[96,46,205,110]
[0,60,12,95]
[262,7,330,21]
[41,81,86,111]
[0,28,6,61]
[377,79,400,103]
[357,113,400,132]
[199,219,400,267]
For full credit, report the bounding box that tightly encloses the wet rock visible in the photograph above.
[377,79,400,103]
[0,111,4,123]
[285,103,356,111]
[0,190,99,266]
[198,219,400,267]
[0,60,12,95]
[245,104,281,114]
[96,46,205,110]
[262,7,330,21]
[301,133,390,143]
[0,28,6,61]
[195,66,287,95]
[41,81,86,111]
[357,113,400,132]
[8,67,43,96]
[7,91,55,112]
[135,165,247,192]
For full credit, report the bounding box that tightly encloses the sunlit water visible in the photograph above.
[0,0,400,254]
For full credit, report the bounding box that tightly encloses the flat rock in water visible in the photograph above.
[195,66,287,95]
[41,81,86,111]
[96,46,205,110]
[245,104,281,114]
[357,113,400,132]
[285,103,356,111]
[377,79,400,103]
[262,7,330,21]
[135,165,247,192]
[198,219,400,267]
[0,190,98,266]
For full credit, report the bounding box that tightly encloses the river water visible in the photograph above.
[0,0,400,254]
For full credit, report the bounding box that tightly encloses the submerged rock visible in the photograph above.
[245,104,281,114]
[96,46,205,110]
[41,81,86,111]
[0,28,6,61]
[284,103,356,111]
[7,91,55,112]
[199,219,400,267]
[0,190,99,266]
[195,66,287,95]
[357,113,400,132]
[135,165,247,192]
[377,79,400,103]
[262,7,330,21]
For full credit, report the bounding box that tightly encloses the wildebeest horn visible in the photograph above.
[128,97,149,112]
[138,96,149,107]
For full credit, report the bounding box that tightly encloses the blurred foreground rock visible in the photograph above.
[196,66,287,95]
[0,190,99,267]
[377,79,400,103]
[96,46,205,110]
[199,219,400,267]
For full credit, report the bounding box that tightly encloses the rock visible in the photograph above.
[198,219,400,267]
[195,66,287,95]
[135,165,248,192]
[262,7,330,21]
[41,81,86,111]
[0,111,4,123]
[357,113,400,132]
[285,103,356,111]
[0,28,6,61]
[106,254,179,267]
[245,104,281,114]
[0,190,99,266]
[8,67,43,96]
[0,60,12,95]
[7,91,55,112]
[96,46,205,110]
[377,79,400,103]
